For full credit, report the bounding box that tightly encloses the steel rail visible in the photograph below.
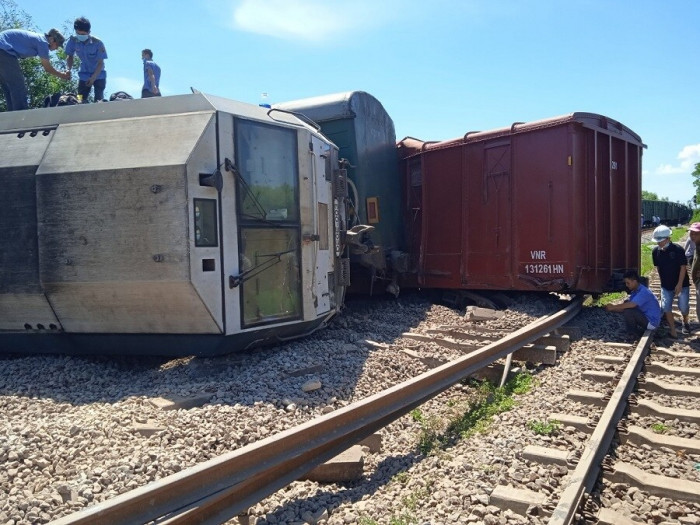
[547,328,654,525]
[50,297,583,525]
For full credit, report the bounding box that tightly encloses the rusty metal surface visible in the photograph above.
[398,113,643,293]
[49,299,582,525]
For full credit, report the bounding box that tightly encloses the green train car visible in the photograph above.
[642,199,692,227]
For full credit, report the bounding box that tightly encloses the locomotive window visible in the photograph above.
[318,203,329,250]
[234,120,299,222]
[194,198,218,247]
[239,227,302,327]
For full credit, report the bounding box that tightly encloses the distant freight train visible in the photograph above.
[641,199,692,227]
[0,90,644,355]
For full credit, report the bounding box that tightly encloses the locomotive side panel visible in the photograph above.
[34,112,221,334]
[187,115,226,332]
[0,131,60,329]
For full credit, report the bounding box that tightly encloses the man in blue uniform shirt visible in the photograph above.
[605,270,661,336]
[141,49,161,98]
[0,28,70,111]
[65,17,108,102]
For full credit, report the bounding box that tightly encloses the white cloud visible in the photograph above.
[655,143,700,176]
[232,0,396,42]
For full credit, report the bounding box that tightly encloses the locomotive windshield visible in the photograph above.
[235,120,299,222]
[234,119,302,327]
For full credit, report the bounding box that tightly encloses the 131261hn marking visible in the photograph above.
[523,263,566,274]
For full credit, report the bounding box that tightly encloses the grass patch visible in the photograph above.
[412,372,534,455]
[392,471,410,484]
[359,481,432,525]
[640,242,655,277]
[366,375,537,523]
[651,422,669,434]
[528,419,561,436]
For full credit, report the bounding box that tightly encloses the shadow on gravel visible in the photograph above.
[262,451,426,523]
[0,290,434,408]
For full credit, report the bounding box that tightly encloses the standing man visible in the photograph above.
[65,17,108,103]
[688,222,700,325]
[605,270,661,336]
[0,28,70,111]
[652,225,690,337]
[141,49,161,98]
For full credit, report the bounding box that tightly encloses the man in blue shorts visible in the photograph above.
[65,17,108,102]
[605,270,661,336]
[0,28,70,111]
[652,225,690,337]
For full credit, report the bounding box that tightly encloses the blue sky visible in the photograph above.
[17,0,700,205]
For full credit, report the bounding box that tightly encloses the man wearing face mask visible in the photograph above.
[651,224,690,338]
[65,17,107,102]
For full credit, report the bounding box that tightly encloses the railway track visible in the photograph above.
[490,329,699,524]
[45,298,583,524]
[483,276,699,525]
[5,287,697,525]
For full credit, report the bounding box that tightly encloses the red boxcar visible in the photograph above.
[397,113,644,293]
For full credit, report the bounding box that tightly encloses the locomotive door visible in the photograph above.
[234,119,303,328]
[464,141,512,287]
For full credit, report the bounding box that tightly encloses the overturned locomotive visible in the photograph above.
[0,93,349,355]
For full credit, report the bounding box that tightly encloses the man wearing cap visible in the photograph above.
[65,17,108,103]
[688,222,700,325]
[0,28,70,111]
[652,225,690,337]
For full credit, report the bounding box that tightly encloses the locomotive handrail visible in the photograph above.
[49,297,583,525]
[266,107,322,132]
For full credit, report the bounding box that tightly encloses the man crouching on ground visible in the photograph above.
[605,270,661,336]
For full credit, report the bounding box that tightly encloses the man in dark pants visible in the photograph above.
[0,28,70,111]
[652,224,690,337]
[141,49,161,98]
[605,270,661,336]
[65,17,108,103]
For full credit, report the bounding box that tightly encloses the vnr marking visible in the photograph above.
[530,250,547,259]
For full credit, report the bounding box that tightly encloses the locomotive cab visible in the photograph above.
[0,93,348,355]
